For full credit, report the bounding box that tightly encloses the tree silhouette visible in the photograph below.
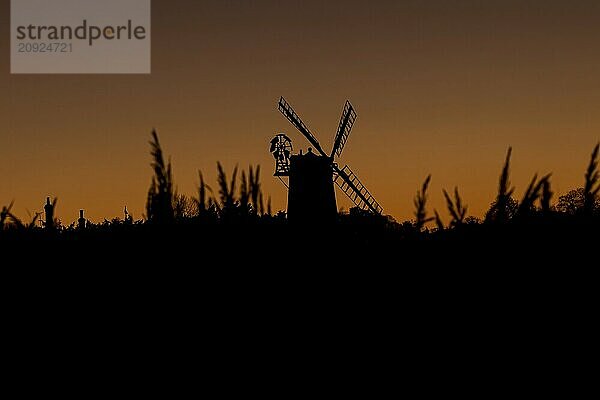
[174,194,198,219]
[485,196,518,221]
[556,188,600,215]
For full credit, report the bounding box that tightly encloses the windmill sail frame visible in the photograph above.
[277,97,383,215]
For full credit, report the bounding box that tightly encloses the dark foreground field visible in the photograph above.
[3,213,595,393]
[2,213,598,265]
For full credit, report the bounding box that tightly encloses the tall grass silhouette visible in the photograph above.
[541,179,553,214]
[146,129,174,224]
[517,173,552,217]
[486,147,515,223]
[209,162,266,220]
[1,132,598,249]
[442,187,467,227]
[1,201,15,230]
[414,175,433,231]
[584,143,599,216]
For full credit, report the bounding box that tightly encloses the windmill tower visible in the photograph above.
[271,97,383,223]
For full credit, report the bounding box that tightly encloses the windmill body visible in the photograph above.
[271,97,383,223]
[288,149,337,223]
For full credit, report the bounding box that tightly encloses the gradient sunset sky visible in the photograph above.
[1,0,600,223]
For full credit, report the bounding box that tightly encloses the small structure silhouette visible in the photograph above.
[270,134,293,176]
[44,197,54,230]
[78,210,86,230]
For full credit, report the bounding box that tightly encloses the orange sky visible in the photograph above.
[1,0,599,224]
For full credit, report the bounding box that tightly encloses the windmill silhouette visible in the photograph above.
[271,97,383,222]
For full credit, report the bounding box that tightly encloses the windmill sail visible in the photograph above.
[331,101,356,158]
[333,164,383,214]
[275,96,384,217]
[278,97,328,157]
